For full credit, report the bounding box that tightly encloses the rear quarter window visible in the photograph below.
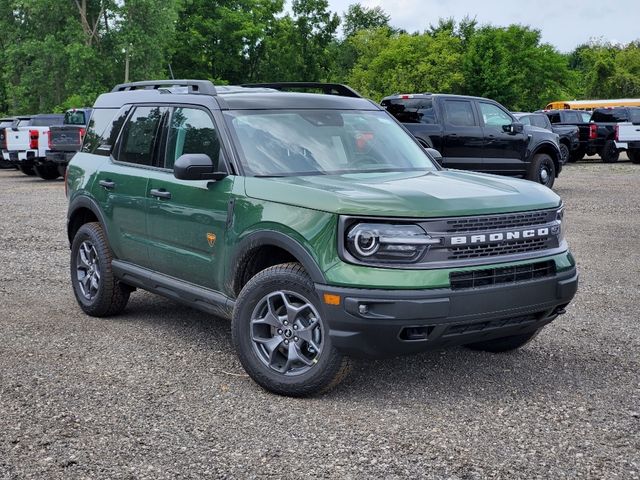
[82,107,129,155]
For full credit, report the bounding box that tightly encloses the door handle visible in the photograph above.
[150,188,172,200]
[99,179,115,190]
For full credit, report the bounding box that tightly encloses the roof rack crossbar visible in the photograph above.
[241,82,362,98]
[111,80,217,96]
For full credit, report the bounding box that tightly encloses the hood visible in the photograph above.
[244,170,561,218]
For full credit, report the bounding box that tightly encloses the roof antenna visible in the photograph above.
[168,63,175,80]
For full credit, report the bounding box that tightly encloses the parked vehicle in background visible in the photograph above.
[537,109,595,162]
[616,122,640,163]
[0,117,17,169]
[6,114,64,177]
[589,107,640,163]
[513,112,579,164]
[545,99,640,110]
[381,93,562,188]
[65,80,577,396]
[45,108,92,176]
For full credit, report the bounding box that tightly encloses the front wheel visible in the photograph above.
[232,263,351,397]
[70,222,130,317]
[464,329,541,353]
[627,149,640,164]
[559,143,570,164]
[600,140,619,163]
[527,153,556,188]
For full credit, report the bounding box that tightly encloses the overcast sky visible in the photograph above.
[324,0,640,52]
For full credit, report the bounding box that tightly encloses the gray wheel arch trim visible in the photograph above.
[67,195,110,246]
[232,230,327,286]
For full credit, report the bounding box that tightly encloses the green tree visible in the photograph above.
[342,3,390,38]
[462,25,573,110]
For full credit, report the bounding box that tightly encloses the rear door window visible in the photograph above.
[115,106,169,166]
[443,100,477,127]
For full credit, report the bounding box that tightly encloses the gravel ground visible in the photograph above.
[0,160,639,479]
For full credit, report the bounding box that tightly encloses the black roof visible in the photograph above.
[94,80,379,111]
[381,93,493,103]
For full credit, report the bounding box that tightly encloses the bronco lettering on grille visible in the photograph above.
[450,228,550,245]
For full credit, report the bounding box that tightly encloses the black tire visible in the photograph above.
[527,153,556,188]
[57,164,67,177]
[18,164,35,176]
[464,329,541,353]
[232,262,351,397]
[627,149,640,164]
[568,148,585,163]
[70,222,130,317]
[559,143,570,164]
[600,139,619,163]
[34,163,60,180]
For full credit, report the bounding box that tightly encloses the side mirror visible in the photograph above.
[425,147,443,165]
[503,122,524,134]
[174,153,227,181]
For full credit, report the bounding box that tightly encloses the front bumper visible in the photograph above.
[316,266,578,358]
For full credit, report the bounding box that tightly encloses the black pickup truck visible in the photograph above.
[536,109,595,162]
[588,107,640,163]
[513,112,579,164]
[0,117,16,169]
[381,93,562,188]
[44,108,92,175]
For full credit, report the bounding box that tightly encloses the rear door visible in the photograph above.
[94,105,168,268]
[478,101,527,175]
[440,98,484,170]
[146,105,234,291]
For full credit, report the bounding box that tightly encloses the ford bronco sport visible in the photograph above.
[66,80,578,396]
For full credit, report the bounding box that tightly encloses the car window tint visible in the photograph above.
[116,106,168,166]
[479,102,512,127]
[382,98,437,124]
[82,107,129,155]
[443,100,476,126]
[548,113,561,123]
[531,115,549,129]
[164,108,220,170]
[629,109,640,123]
[518,115,532,126]
[579,112,592,122]
[591,109,628,123]
[65,110,87,126]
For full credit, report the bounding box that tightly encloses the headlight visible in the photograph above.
[556,205,565,241]
[345,223,440,263]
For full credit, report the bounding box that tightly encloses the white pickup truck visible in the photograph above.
[6,114,64,178]
[616,123,640,164]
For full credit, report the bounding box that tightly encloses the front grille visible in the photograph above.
[449,260,556,290]
[445,210,551,233]
[449,238,549,260]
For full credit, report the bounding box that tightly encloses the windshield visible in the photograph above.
[224,110,437,176]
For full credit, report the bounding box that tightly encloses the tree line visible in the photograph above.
[1,0,639,115]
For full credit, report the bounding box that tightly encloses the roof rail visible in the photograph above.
[241,82,362,98]
[111,80,217,96]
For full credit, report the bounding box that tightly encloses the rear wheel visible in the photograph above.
[232,263,351,397]
[18,164,35,176]
[600,139,619,163]
[627,149,640,164]
[34,163,60,180]
[465,329,541,353]
[70,222,130,317]
[527,153,556,188]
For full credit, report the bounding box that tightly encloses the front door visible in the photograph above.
[146,106,233,291]
[478,101,527,175]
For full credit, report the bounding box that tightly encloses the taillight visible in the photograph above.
[79,127,86,141]
[589,124,597,140]
[29,129,39,149]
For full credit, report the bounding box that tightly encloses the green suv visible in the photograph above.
[66,80,578,396]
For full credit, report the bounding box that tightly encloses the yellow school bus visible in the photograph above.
[545,99,640,111]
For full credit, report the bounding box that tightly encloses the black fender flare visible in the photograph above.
[67,195,109,245]
[231,230,327,289]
